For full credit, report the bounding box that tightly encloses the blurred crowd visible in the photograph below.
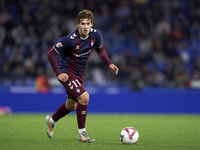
[0,0,200,90]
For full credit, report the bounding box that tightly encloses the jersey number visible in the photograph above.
[68,79,81,90]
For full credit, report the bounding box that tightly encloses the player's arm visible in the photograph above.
[95,46,119,75]
[47,48,68,82]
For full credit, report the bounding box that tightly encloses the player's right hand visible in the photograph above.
[58,73,69,82]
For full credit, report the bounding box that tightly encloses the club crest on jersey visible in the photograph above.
[56,42,63,48]
[91,41,94,47]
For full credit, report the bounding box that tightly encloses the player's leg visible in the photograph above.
[52,96,77,122]
[59,73,91,142]
[65,95,78,111]
[45,96,76,138]
[76,91,92,142]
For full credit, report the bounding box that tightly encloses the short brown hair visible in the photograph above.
[76,9,94,24]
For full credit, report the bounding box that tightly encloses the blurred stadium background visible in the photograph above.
[0,0,200,114]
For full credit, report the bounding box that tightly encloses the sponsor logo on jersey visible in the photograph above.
[56,42,63,48]
[73,49,91,57]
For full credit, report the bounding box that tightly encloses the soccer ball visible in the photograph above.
[120,127,139,144]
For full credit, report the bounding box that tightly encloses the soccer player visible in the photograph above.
[45,9,119,142]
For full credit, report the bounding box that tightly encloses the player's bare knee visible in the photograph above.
[78,97,89,105]
[78,92,89,105]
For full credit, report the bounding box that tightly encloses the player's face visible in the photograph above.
[77,18,93,38]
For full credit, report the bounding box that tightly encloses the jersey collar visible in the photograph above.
[80,35,89,40]
[77,28,89,40]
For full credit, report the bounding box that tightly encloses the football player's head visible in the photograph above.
[76,10,94,38]
[76,9,94,24]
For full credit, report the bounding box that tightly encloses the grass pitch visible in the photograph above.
[0,114,199,150]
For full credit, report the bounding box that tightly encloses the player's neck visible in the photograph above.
[80,35,89,40]
[78,29,89,39]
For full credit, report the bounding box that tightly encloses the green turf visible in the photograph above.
[0,114,199,150]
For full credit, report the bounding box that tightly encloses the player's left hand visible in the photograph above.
[109,64,119,75]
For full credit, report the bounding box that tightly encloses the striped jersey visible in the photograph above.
[53,28,101,77]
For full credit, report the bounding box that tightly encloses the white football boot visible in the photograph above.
[45,115,56,138]
[78,131,92,143]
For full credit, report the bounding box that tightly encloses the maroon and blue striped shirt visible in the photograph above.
[48,28,112,78]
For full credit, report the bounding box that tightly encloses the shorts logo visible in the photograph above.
[76,88,80,93]
[68,82,73,89]
[56,42,63,48]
